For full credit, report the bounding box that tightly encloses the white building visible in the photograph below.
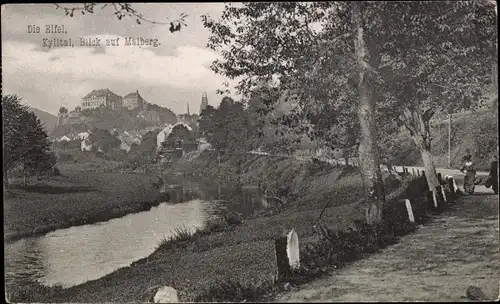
[81,139,93,151]
[58,135,71,142]
[75,132,90,140]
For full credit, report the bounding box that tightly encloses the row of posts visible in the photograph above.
[274,166,459,283]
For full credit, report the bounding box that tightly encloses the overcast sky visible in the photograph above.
[1,3,238,115]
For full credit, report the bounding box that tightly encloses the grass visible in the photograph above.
[4,162,167,242]
[6,159,413,303]
[5,153,437,303]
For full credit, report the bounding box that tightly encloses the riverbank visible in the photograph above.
[7,153,410,302]
[4,163,165,242]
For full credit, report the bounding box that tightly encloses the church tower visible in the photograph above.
[200,92,208,114]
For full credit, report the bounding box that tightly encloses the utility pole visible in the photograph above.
[448,113,452,168]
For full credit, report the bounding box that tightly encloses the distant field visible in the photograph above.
[4,164,164,242]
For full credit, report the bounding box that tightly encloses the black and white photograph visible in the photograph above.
[2,1,499,302]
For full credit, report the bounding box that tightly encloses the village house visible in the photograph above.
[81,88,123,110]
[123,90,145,110]
[74,131,90,140]
[81,139,93,152]
[58,135,71,142]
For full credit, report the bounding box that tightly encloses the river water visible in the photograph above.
[4,182,269,289]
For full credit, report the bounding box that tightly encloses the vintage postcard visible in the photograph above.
[2,2,498,303]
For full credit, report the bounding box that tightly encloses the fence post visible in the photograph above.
[435,185,445,210]
[446,176,456,201]
[440,184,448,204]
[275,236,291,282]
[427,190,437,209]
[437,172,443,185]
[404,199,415,223]
[286,228,300,270]
[421,171,428,192]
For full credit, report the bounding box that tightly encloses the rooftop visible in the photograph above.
[82,88,120,99]
[123,90,142,99]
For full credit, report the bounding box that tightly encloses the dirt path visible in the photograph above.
[277,187,499,302]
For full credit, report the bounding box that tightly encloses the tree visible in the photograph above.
[127,130,158,165]
[88,128,121,155]
[59,107,68,114]
[3,94,54,187]
[210,96,257,155]
[205,1,497,202]
[351,2,385,222]
[199,105,217,138]
[166,124,193,149]
[203,2,387,224]
[54,3,188,31]
[371,0,496,192]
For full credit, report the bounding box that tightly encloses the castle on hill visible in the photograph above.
[56,89,209,129]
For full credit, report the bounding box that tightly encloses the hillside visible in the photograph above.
[381,107,498,171]
[29,107,57,133]
[50,104,178,137]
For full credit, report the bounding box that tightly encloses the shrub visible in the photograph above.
[202,218,229,233]
[224,211,243,226]
[57,152,73,162]
[6,282,63,303]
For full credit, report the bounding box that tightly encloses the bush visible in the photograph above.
[57,152,73,162]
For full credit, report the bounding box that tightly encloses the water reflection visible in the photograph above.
[5,181,273,289]
[5,199,213,288]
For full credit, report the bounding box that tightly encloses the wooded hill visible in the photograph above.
[30,107,58,134]
[50,103,177,137]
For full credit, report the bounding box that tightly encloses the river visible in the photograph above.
[4,181,269,289]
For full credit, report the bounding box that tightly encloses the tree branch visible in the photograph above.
[54,3,186,26]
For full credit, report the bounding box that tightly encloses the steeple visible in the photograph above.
[200,92,208,114]
[187,103,190,116]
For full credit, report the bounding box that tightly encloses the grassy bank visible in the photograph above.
[7,153,415,303]
[4,162,165,242]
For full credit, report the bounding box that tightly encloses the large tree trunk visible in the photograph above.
[413,133,440,191]
[403,108,440,193]
[352,3,385,225]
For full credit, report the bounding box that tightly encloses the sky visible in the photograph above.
[1,3,238,116]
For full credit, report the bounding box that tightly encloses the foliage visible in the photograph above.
[88,128,121,154]
[145,102,178,125]
[3,94,55,184]
[374,0,497,132]
[210,96,259,155]
[203,1,497,194]
[199,105,217,137]
[54,3,188,31]
[125,130,158,167]
[165,124,195,148]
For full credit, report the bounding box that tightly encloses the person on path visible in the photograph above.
[460,154,476,194]
[486,155,498,194]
